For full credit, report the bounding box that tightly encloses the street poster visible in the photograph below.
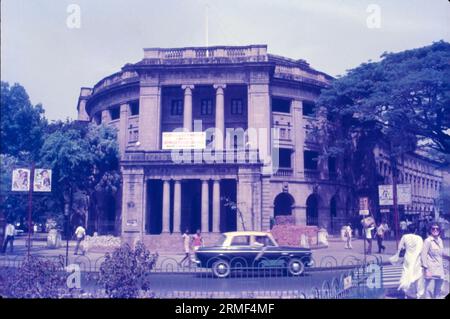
[378,184,412,205]
[359,197,369,215]
[11,168,30,191]
[34,169,52,192]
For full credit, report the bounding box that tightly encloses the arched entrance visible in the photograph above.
[306,194,319,226]
[274,192,295,217]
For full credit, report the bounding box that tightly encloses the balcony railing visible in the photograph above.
[122,149,262,165]
[304,169,320,180]
[273,168,293,177]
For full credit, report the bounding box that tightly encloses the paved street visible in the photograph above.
[1,235,449,299]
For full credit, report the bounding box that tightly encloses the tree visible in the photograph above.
[39,121,121,234]
[0,82,47,160]
[317,41,450,219]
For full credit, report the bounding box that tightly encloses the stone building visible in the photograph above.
[374,146,444,224]
[77,45,356,250]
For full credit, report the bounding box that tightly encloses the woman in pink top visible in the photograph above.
[192,229,204,252]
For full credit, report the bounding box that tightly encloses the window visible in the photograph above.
[230,236,250,246]
[231,99,244,115]
[201,99,213,115]
[279,148,292,168]
[171,100,183,116]
[130,102,139,116]
[110,107,120,120]
[272,98,291,113]
[304,150,319,170]
[302,101,316,116]
[253,236,276,247]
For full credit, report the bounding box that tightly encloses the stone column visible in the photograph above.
[212,179,221,233]
[173,179,182,233]
[121,167,145,247]
[182,85,194,131]
[162,179,171,233]
[292,100,305,179]
[139,85,161,150]
[214,84,226,150]
[201,179,209,233]
[101,109,112,124]
[247,79,271,171]
[119,103,129,156]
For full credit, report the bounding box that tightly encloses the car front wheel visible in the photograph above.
[212,259,231,278]
[287,258,305,276]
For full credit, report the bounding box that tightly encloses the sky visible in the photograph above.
[1,0,449,121]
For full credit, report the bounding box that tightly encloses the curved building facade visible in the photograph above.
[77,45,354,249]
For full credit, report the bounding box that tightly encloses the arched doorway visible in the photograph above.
[306,194,319,226]
[274,193,295,217]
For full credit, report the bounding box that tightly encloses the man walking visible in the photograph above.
[365,223,375,254]
[2,221,15,254]
[376,222,386,253]
[74,224,86,255]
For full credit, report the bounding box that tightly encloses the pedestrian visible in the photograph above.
[421,223,446,299]
[382,221,391,240]
[364,223,375,254]
[192,229,204,252]
[179,229,191,267]
[2,221,15,254]
[343,223,353,249]
[74,224,86,255]
[400,220,407,236]
[389,224,424,299]
[376,222,386,253]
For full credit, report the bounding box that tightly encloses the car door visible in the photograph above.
[228,235,259,267]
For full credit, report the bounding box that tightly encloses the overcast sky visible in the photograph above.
[1,0,449,120]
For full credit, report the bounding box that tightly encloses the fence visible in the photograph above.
[0,253,385,299]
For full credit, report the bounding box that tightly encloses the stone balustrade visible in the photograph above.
[142,45,269,62]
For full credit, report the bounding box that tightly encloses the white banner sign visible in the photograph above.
[378,184,412,205]
[11,168,30,191]
[162,132,206,150]
[34,169,52,192]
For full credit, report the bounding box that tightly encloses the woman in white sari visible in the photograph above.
[389,224,424,299]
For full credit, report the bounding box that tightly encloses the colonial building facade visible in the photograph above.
[374,146,444,223]
[77,45,357,249]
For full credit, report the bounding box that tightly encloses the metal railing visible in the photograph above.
[0,253,384,299]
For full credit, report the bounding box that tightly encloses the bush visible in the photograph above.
[98,241,158,298]
[2,256,66,298]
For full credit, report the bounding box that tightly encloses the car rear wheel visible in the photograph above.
[212,259,231,278]
[287,258,305,276]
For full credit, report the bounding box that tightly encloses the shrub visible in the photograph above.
[98,241,158,298]
[2,256,66,298]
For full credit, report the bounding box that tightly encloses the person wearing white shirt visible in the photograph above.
[2,222,15,254]
[74,225,86,255]
[365,224,375,254]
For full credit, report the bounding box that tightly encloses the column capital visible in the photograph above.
[201,178,210,183]
[213,84,227,91]
[181,84,195,91]
[120,103,130,113]
[212,178,221,183]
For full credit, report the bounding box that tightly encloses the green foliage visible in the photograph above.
[1,256,66,298]
[0,82,47,159]
[98,242,158,298]
[319,40,450,157]
[317,41,450,214]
